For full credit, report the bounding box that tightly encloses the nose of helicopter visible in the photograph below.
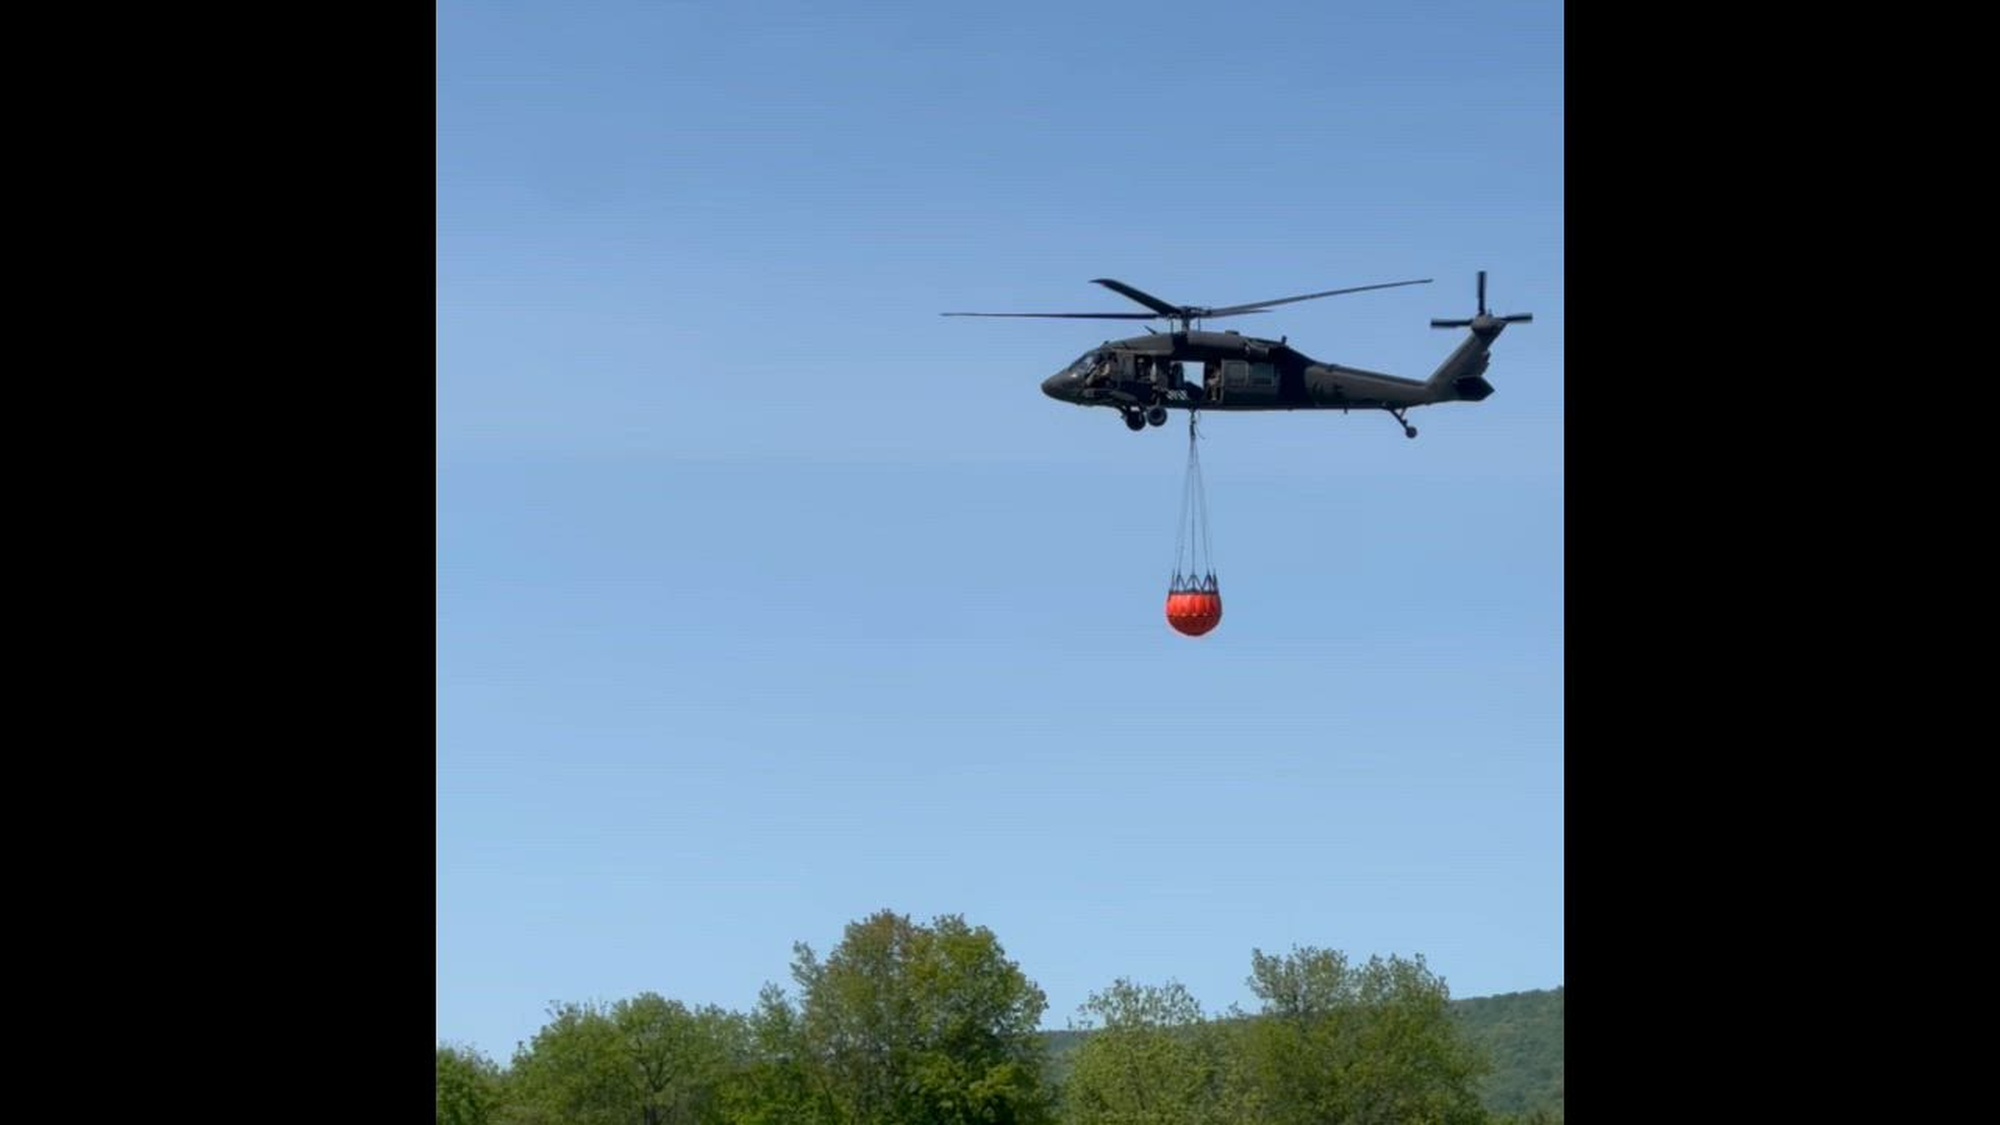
[1042,372,1072,400]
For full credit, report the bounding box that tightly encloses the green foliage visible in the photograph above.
[788,909,1055,1125]
[444,911,1556,1125]
[1061,979,1247,1125]
[438,1043,505,1125]
[1493,1111,1563,1125]
[1240,947,1491,1125]
[627,995,748,1124]
[503,993,745,1125]
[1048,985,1563,1123]
[715,983,820,1125]
[1451,988,1563,1118]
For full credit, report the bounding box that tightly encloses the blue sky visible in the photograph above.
[439,0,1562,1063]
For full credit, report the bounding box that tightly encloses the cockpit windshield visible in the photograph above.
[1065,350,1103,376]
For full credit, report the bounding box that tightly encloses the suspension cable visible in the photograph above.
[1194,417,1212,579]
[1171,411,1216,588]
[1173,425,1193,587]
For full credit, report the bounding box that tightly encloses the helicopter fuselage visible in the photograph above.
[1040,327,1496,416]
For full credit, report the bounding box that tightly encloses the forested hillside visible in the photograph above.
[1041,986,1564,1120]
[1453,987,1564,1116]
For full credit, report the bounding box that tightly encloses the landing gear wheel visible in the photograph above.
[1145,405,1169,427]
[1123,409,1146,432]
[1404,425,1418,439]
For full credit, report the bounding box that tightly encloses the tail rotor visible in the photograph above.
[1431,270,1533,330]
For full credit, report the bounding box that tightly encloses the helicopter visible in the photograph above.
[944,270,1531,437]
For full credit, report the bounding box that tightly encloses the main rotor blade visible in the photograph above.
[1205,278,1432,317]
[941,311,1163,319]
[1090,278,1183,317]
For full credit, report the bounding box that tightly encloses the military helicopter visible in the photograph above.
[944,271,1531,437]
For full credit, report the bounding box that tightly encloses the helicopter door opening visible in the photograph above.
[1214,358,1276,401]
[1135,356,1182,391]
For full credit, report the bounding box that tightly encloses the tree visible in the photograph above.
[505,993,745,1125]
[1061,979,1243,1125]
[788,909,1055,1125]
[1241,947,1491,1125]
[438,1043,506,1125]
[719,983,821,1125]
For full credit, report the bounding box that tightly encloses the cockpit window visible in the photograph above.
[1067,350,1100,375]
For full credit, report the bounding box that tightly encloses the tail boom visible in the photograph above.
[1423,328,1502,402]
